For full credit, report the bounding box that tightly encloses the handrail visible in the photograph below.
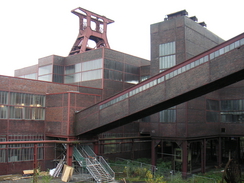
[86,158,102,182]
[81,145,97,157]
[73,146,86,167]
[98,156,115,180]
[115,157,157,173]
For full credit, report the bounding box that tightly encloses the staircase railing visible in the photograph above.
[86,158,105,182]
[62,144,115,182]
[81,145,97,157]
[97,156,115,180]
[73,146,86,167]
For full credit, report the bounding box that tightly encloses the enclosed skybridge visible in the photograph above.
[74,33,244,136]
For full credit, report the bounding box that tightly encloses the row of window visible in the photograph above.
[104,69,139,84]
[0,91,45,106]
[0,92,45,120]
[19,73,37,80]
[210,39,244,60]
[0,135,44,163]
[207,99,244,123]
[207,99,244,111]
[64,69,102,83]
[99,37,244,110]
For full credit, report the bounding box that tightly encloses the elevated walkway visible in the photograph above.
[75,33,244,136]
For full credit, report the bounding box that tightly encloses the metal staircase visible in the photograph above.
[72,144,115,182]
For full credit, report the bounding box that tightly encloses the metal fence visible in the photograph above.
[108,158,222,182]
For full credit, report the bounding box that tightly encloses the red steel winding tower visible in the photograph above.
[69,7,114,55]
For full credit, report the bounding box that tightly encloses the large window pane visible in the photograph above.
[159,55,176,70]
[159,41,176,56]
[65,63,81,75]
[0,91,8,104]
[125,64,139,74]
[9,106,23,119]
[206,99,219,111]
[0,106,7,119]
[82,59,102,71]
[104,69,123,81]
[82,69,102,81]
[53,65,64,75]
[65,65,75,74]
[38,74,52,82]
[125,74,139,84]
[104,59,123,71]
[25,73,37,80]
[160,108,176,122]
[38,65,52,75]
[53,74,63,83]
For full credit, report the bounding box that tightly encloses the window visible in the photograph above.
[9,93,45,120]
[206,99,219,111]
[53,74,63,83]
[104,59,123,71]
[25,73,37,80]
[82,59,102,71]
[104,69,123,82]
[64,73,81,83]
[38,65,52,75]
[82,69,102,81]
[0,137,6,162]
[0,91,8,107]
[159,107,176,122]
[125,74,139,84]
[206,99,219,122]
[65,63,81,74]
[64,60,102,84]
[220,99,244,123]
[159,41,175,56]
[159,55,176,70]
[8,135,44,162]
[0,106,7,119]
[38,74,52,82]
[53,65,64,74]
[159,41,176,72]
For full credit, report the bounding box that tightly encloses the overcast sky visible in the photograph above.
[0,0,243,76]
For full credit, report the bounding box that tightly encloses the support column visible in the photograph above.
[151,140,156,167]
[218,137,222,166]
[66,137,75,166]
[131,139,135,160]
[33,144,38,183]
[182,141,188,179]
[161,140,164,159]
[93,140,99,155]
[201,139,206,173]
[237,137,241,162]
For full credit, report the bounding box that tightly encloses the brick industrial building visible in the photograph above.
[1,7,244,178]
